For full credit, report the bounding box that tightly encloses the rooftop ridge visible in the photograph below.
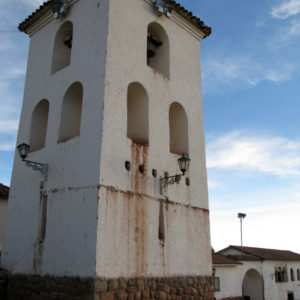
[218,245,300,261]
[18,0,211,37]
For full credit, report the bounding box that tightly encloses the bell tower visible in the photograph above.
[2,0,214,299]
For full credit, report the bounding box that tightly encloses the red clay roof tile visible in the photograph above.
[219,245,300,261]
[212,253,241,265]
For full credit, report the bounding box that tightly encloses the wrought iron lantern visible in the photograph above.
[16,143,48,179]
[177,154,190,175]
[17,143,30,161]
[159,154,191,195]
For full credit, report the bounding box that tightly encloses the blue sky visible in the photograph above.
[0,0,300,253]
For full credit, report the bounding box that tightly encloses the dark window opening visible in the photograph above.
[214,277,220,292]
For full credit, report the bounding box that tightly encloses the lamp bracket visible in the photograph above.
[24,160,48,180]
[159,174,182,195]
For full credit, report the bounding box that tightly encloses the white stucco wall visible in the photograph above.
[0,198,8,251]
[96,0,211,278]
[2,0,109,277]
[214,265,242,299]
[215,259,300,300]
[214,261,263,300]
[262,261,300,300]
[3,0,211,279]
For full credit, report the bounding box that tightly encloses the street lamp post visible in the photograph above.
[238,212,246,246]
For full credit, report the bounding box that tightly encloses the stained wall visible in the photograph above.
[96,0,211,278]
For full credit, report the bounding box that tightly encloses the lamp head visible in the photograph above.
[17,143,30,161]
[238,213,246,219]
[177,154,190,175]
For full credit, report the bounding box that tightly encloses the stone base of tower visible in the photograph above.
[0,270,214,300]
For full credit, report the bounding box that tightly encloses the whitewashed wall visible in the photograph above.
[214,261,262,300]
[262,261,300,300]
[96,0,211,278]
[3,0,211,279]
[2,0,109,277]
[215,260,300,300]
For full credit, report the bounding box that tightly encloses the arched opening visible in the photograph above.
[58,82,83,143]
[127,82,149,145]
[291,268,295,281]
[169,102,189,156]
[297,269,300,280]
[51,21,73,74]
[242,269,264,300]
[29,99,49,152]
[147,22,169,78]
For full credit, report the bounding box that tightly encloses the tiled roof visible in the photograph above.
[165,0,211,37]
[19,0,54,32]
[0,184,9,199]
[212,253,241,265]
[18,0,211,37]
[219,245,300,262]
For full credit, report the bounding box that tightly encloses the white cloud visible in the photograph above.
[271,0,300,19]
[268,18,300,48]
[0,141,16,151]
[206,131,300,176]
[210,202,300,253]
[0,120,19,134]
[288,18,300,35]
[202,54,294,93]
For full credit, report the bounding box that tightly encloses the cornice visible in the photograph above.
[24,0,79,36]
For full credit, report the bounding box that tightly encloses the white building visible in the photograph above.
[2,0,213,299]
[213,246,300,300]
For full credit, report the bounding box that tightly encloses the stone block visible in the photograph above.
[95,280,108,293]
[148,281,156,291]
[115,290,128,300]
[127,286,137,293]
[108,280,119,291]
[190,288,198,296]
[135,291,142,300]
[162,284,170,293]
[128,293,135,300]
[100,291,115,300]
[158,291,167,300]
[142,290,150,300]
[137,279,144,291]
[119,278,128,290]
[177,288,184,295]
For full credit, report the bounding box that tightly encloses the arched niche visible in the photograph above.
[127,82,149,145]
[242,269,264,300]
[58,82,83,143]
[147,22,170,78]
[169,102,189,156]
[29,99,49,152]
[51,21,73,74]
